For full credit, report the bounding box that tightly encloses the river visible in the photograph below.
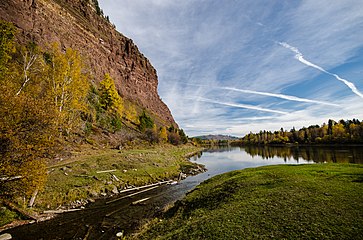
[5,145,363,239]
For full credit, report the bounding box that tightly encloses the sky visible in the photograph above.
[98,0,363,137]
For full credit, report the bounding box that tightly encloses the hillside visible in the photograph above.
[0,0,176,127]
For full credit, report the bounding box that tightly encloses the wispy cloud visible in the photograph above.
[279,42,363,99]
[222,87,339,106]
[184,83,339,106]
[194,97,288,115]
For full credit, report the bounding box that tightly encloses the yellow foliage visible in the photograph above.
[159,126,168,142]
[0,25,90,199]
[124,102,139,124]
[45,44,89,134]
[0,88,57,198]
[99,73,123,116]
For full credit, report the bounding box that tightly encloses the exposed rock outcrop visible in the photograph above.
[0,0,176,126]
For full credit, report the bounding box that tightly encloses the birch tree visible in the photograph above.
[45,44,89,134]
[15,42,43,95]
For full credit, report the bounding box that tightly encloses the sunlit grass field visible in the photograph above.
[134,164,363,239]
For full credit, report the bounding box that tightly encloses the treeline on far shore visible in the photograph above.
[237,119,363,145]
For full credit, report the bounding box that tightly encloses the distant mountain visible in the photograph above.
[194,135,240,141]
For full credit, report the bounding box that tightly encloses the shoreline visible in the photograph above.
[0,144,204,232]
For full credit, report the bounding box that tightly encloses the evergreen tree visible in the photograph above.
[138,111,154,132]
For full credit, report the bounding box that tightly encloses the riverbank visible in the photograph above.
[133,163,363,239]
[0,144,203,230]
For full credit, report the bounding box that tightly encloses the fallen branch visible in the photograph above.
[110,174,120,182]
[0,176,22,181]
[132,197,150,205]
[96,169,116,174]
[118,180,173,194]
[83,225,92,240]
[74,175,93,178]
[28,189,38,208]
[42,208,82,214]
[106,185,159,205]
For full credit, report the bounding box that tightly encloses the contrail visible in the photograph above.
[223,87,339,107]
[195,97,288,114]
[184,83,339,106]
[279,42,363,99]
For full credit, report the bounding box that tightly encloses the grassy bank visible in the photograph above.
[133,164,363,239]
[33,144,201,210]
[0,143,201,227]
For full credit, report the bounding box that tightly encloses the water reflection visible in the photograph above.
[188,146,363,182]
[244,145,363,164]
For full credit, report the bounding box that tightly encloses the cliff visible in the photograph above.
[0,0,176,127]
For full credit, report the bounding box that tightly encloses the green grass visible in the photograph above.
[35,144,201,210]
[0,206,21,226]
[133,164,363,240]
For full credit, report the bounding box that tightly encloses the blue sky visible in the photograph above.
[99,0,363,137]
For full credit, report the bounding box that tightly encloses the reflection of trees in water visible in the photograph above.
[203,146,235,153]
[190,146,237,161]
[191,151,203,161]
[243,146,363,164]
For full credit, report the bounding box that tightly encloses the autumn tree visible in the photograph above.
[124,101,139,124]
[0,22,58,200]
[241,119,363,145]
[15,42,43,96]
[44,44,89,134]
[159,126,168,142]
[0,91,58,199]
[99,73,123,115]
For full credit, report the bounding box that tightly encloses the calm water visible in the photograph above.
[185,145,363,185]
[8,145,363,239]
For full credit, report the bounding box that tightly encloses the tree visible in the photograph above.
[124,101,139,124]
[328,119,335,136]
[45,44,89,134]
[0,81,58,200]
[168,131,180,145]
[15,42,43,96]
[159,126,168,142]
[241,119,363,145]
[178,128,188,144]
[99,73,123,115]
[138,111,154,132]
[0,21,60,201]
[332,123,346,141]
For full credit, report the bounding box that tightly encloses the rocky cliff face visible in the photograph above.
[0,0,176,126]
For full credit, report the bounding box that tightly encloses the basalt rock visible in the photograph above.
[0,0,177,127]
